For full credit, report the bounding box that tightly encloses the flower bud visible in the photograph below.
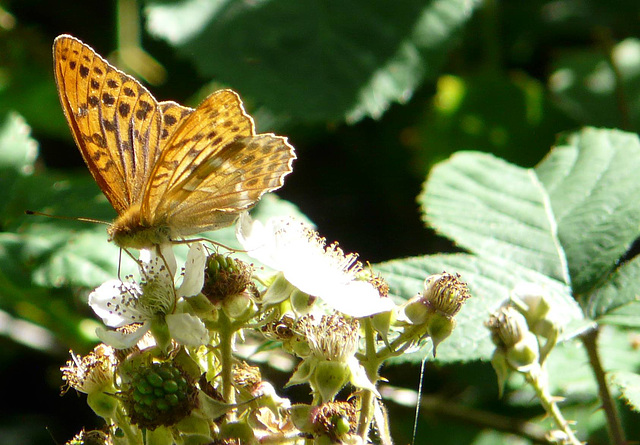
[510,283,560,364]
[487,306,540,372]
[402,272,471,354]
[202,253,255,305]
[222,289,257,320]
[511,283,551,328]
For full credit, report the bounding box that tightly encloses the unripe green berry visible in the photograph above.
[122,361,197,430]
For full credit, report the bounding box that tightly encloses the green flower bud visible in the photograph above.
[511,283,551,329]
[487,306,540,372]
[402,272,471,354]
[202,253,255,305]
[506,331,540,371]
[426,312,456,356]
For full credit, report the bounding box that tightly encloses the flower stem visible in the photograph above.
[218,310,236,408]
[356,318,383,439]
[580,326,626,445]
[525,367,581,445]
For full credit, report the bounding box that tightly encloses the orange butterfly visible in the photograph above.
[53,35,296,249]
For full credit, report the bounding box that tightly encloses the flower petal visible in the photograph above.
[236,212,279,268]
[140,244,177,282]
[95,322,150,349]
[89,280,146,327]
[313,280,395,318]
[178,243,206,297]
[166,313,210,346]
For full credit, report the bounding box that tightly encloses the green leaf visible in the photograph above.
[419,151,570,284]
[609,371,640,412]
[420,128,640,310]
[0,112,38,173]
[375,253,583,363]
[0,113,38,223]
[144,0,481,123]
[582,254,640,325]
[535,128,640,295]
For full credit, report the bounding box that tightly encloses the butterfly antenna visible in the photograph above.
[411,355,428,445]
[25,210,110,225]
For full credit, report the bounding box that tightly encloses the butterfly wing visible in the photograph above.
[158,101,194,143]
[53,35,164,213]
[142,89,296,235]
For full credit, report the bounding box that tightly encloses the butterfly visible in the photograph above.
[53,34,296,249]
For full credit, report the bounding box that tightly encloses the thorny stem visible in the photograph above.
[525,367,581,445]
[581,326,626,445]
[357,318,383,439]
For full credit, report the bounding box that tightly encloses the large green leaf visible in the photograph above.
[419,151,570,284]
[375,253,583,363]
[144,0,481,123]
[420,128,640,316]
[535,128,640,295]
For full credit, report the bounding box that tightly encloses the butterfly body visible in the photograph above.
[53,35,295,249]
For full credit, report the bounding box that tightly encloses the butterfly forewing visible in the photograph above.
[53,35,164,213]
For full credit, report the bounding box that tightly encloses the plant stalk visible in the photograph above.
[580,326,626,445]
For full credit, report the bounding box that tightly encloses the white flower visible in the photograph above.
[89,243,209,349]
[236,213,394,317]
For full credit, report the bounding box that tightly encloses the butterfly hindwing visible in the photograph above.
[142,90,295,235]
[162,133,296,234]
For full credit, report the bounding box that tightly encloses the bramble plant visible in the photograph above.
[6,110,640,443]
[3,1,640,444]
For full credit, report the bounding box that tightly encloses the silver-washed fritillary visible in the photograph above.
[53,35,296,249]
